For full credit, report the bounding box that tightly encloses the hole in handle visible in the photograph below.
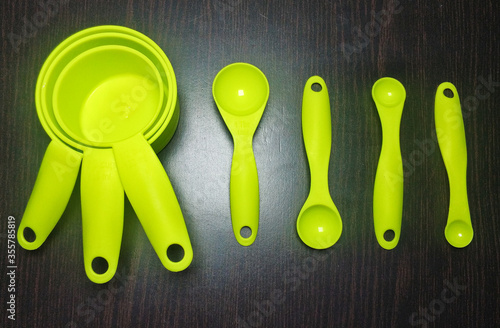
[167,244,185,263]
[91,257,109,275]
[311,83,322,92]
[23,227,36,242]
[384,229,395,242]
[443,88,454,98]
[240,226,252,238]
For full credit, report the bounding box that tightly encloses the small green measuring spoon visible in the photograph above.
[435,82,473,248]
[372,77,406,250]
[212,63,269,246]
[296,76,342,249]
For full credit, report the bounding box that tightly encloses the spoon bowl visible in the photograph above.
[213,64,269,117]
[372,78,406,108]
[445,220,474,247]
[297,202,342,249]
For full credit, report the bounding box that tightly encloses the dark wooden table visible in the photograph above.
[1,0,499,327]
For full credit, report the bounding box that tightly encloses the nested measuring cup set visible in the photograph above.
[18,26,190,284]
[18,26,473,284]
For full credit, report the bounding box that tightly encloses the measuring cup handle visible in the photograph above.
[230,135,259,246]
[81,148,124,284]
[18,140,82,250]
[112,134,193,272]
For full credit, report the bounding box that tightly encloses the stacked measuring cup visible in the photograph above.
[17,26,193,283]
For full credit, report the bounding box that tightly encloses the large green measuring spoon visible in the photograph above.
[296,76,342,249]
[435,82,473,248]
[212,63,269,246]
[372,77,406,250]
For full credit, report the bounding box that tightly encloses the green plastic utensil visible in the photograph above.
[435,82,473,248]
[54,45,192,272]
[18,26,189,283]
[38,28,179,153]
[212,63,269,246]
[296,76,342,249]
[372,77,406,250]
[53,45,165,282]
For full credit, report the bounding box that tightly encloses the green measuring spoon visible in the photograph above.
[435,82,473,248]
[296,76,342,249]
[212,63,269,246]
[372,77,406,250]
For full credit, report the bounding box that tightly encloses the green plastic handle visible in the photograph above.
[372,78,406,250]
[302,76,331,196]
[18,140,82,250]
[373,137,403,249]
[81,148,124,283]
[230,134,259,246]
[435,82,473,248]
[112,134,193,271]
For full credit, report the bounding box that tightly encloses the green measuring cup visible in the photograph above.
[18,26,190,283]
[39,29,178,153]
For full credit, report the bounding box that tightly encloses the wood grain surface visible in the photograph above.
[1,0,499,327]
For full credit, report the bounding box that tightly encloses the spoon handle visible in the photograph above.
[435,82,473,247]
[373,135,403,250]
[230,134,259,246]
[302,76,331,196]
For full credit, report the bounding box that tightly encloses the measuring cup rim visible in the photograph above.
[36,26,177,151]
[52,44,164,147]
